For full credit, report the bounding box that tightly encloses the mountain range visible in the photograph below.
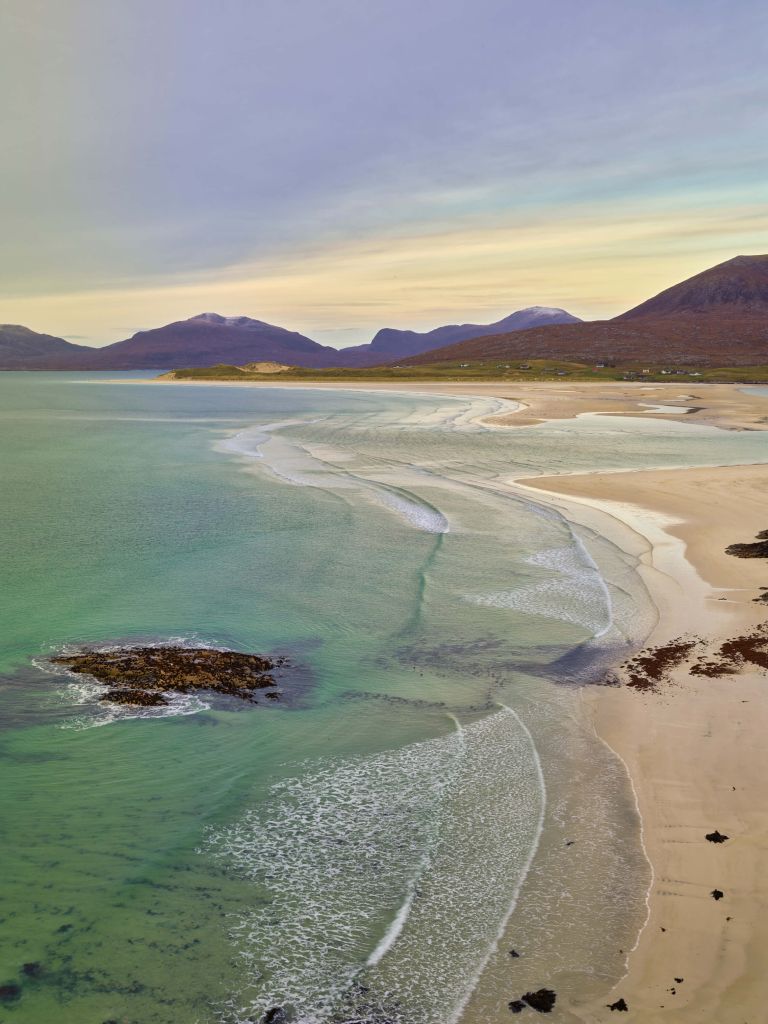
[0,307,580,370]
[3,255,767,370]
[337,306,581,362]
[401,255,768,368]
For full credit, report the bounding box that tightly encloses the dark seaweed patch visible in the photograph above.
[725,529,768,559]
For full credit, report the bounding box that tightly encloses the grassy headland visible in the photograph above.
[163,360,768,384]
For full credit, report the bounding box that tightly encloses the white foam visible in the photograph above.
[217,420,313,460]
[466,542,612,638]
[203,706,544,1024]
[372,487,449,534]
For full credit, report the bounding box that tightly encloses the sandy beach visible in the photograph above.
[518,461,768,1021]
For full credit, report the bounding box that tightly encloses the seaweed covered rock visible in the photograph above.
[100,688,169,706]
[522,989,557,1013]
[52,646,286,706]
[725,529,768,559]
[509,989,556,1013]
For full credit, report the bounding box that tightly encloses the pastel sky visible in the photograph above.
[2,0,767,347]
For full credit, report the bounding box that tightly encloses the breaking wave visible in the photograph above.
[466,542,612,638]
[203,705,544,1024]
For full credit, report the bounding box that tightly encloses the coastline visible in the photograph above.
[136,377,768,431]
[135,374,768,1017]
[518,463,768,1021]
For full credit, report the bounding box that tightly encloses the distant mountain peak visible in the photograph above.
[190,312,272,329]
[337,305,582,364]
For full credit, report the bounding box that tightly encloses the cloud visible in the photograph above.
[1,0,766,341]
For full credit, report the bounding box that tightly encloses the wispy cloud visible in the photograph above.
[1,0,766,344]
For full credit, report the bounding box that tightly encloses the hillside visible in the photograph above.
[618,254,768,319]
[337,306,581,364]
[401,257,768,368]
[63,313,342,370]
[0,325,89,368]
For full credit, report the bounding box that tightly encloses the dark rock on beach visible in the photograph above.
[521,989,557,1013]
[705,830,729,843]
[607,997,628,1011]
[508,999,527,1013]
[711,889,725,900]
[51,645,287,706]
[725,529,768,558]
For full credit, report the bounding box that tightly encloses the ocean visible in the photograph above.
[1,373,765,1024]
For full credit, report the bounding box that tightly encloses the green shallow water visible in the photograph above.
[1,374,765,1024]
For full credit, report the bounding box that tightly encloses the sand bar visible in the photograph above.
[141,377,768,431]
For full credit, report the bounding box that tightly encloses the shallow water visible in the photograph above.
[1,374,765,1023]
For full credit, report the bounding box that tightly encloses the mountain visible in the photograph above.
[401,256,768,368]
[336,306,581,365]
[0,324,90,369]
[618,255,768,320]
[61,313,342,370]
[1,307,582,370]
[5,255,768,371]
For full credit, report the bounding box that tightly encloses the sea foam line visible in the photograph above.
[365,714,465,968]
[447,703,546,1024]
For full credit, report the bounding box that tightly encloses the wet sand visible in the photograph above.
[144,377,768,431]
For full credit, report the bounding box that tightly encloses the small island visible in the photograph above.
[51,646,286,706]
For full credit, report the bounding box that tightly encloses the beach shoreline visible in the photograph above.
[517,462,768,1022]
[136,376,768,431]
[139,375,768,1018]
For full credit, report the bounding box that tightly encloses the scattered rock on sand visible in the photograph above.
[607,997,628,1011]
[509,990,557,1014]
[705,830,729,843]
[711,889,725,900]
[725,529,768,558]
[522,989,557,1013]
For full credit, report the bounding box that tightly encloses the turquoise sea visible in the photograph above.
[1,374,766,1024]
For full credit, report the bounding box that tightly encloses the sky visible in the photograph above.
[1,0,767,348]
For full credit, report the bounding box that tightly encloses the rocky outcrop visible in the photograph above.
[51,646,285,705]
